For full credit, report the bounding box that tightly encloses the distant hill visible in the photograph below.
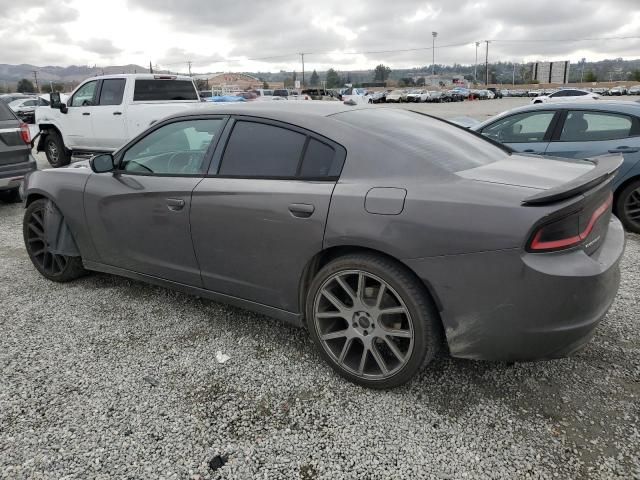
[0,64,149,84]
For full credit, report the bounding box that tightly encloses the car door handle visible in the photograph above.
[113,111,122,116]
[288,203,315,218]
[609,146,640,153]
[82,112,90,116]
[166,198,185,211]
[523,149,539,153]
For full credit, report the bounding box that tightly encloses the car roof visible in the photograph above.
[473,101,640,130]
[82,73,193,81]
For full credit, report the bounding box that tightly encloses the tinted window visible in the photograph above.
[122,119,224,174]
[133,80,198,101]
[482,111,555,143]
[560,111,636,142]
[300,139,337,178]
[219,121,306,177]
[70,81,97,107]
[99,79,126,105]
[335,109,507,172]
[0,102,16,121]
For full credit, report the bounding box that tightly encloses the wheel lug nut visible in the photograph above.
[363,331,368,336]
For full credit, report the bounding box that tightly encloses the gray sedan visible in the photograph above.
[472,101,640,232]
[21,103,625,388]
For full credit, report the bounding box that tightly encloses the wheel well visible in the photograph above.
[613,175,640,214]
[298,245,444,319]
[25,193,47,207]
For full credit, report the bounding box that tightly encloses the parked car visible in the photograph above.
[385,90,407,103]
[22,103,624,388]
[487,87,503,99]
[8,96,49,124]
[628,85,640,95]
[369,91,387,104]
[426,91,444,103]
[341,88,371,105]
[608,86,627,96]
[34,74,201,167]
[472,101,640,232]
[273,89,290,99]
[406,90,429,103]
[0,101,36,202]
[532,88,600,104]
[301,89,331,100]
[0,93,31,104]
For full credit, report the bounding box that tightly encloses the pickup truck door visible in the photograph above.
[64,80,98,150]
[90,78,128,150]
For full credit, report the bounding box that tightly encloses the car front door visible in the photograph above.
[478,110,559,155]
[190,118,344,312]
[65,80,98,150]
[544,110,640,187]
[84,117,227,286]
[90,78,128,150]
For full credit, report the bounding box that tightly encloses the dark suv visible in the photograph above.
[0,101,36,202]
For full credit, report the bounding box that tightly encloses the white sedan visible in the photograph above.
[531,88,600,104]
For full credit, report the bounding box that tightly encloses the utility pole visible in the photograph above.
[474,42,480,84]
[512,63,516,86]
[300,53,305,88]
[432,32,438,77]
[32,70,40,93]
[484,40,490,85]
[187,61,193,77]
[580,57,586,83]
[149,61,153,74]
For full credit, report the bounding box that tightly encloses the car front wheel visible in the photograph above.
[23,199,86,282]
[616,179,640,233]
[306,253,442,389]
[44,131,71,168]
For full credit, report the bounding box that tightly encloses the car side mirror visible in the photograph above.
[90,154,115,173]
[50,92,61,108]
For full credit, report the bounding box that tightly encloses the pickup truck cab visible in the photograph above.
[35,74,200,167]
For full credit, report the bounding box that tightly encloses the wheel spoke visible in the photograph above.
[370,344,389,374]
[356,273,365,301]
[383,337,405,361]
[31,212,44,228]
[28,223,44,238]
[379,306,405,316]
[315,311,344,319]
[321,289,349,313]
[383,328,412,339]
[320,329,349,341]
[338,338,354,363]
[31,247,45,256]
[358,348,368,374]
[375,283,386,308]
[335,276,356,301]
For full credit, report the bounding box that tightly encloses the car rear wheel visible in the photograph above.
[45,131,71,168]
[23,199,86,282]
[306,253,441,389]
[616,179,640,233]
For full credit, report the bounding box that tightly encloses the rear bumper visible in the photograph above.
[0,156,37,191]
[405,216,625,361]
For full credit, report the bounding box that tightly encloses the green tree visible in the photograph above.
[41,82,65,93]
[416,77,426,86]
[398,77,415,87]
[373,64,391,82]
[325,68,341,88]
[630,70,640,82]
[309,70,319,86]
[584,70,597,82]
[17,78,35,93]
[262,80,269,89]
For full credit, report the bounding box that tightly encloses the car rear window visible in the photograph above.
[333,109,507,172]
[0,102,16,121]
[133,80,198,101]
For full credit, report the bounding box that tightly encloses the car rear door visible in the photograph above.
[544,110,640,186]
[84,117,227,286]
[90,78,128,150]
[190,117,345,312]
[478,110,559,155]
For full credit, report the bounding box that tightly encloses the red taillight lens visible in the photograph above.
[19,122,30,145]
[529,193,613,252]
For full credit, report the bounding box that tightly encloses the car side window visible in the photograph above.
[98,79,126,106]
[218,121,307,177]
[70,81,97,107]
[121,119,224,175]
[560,111,636,142]
[481,112,555,143]
[300,139,338,178]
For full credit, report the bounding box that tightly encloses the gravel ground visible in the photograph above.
[3,99,640,479]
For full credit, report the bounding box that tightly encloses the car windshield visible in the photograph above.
[334,109,507,173]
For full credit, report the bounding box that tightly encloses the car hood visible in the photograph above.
[456,153,593,190]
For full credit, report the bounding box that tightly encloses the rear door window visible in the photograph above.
[218,121,306,177]
[560,111,637,142]
[481,111,556,143]
[300,139,338,178]
[98,79,126,105]
[133,80,198,101]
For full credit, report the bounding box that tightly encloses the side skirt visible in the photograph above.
[83,260,304,327]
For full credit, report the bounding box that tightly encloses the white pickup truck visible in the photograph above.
[35,74,201,167]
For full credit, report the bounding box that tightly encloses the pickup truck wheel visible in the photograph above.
[45,131,71,168]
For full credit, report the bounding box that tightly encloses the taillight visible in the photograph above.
[528,192,613,252]
[19,122,30,145]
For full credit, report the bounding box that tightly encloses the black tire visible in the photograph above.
[23,199,86,282]
[615,179,640,234]
[305,253,442,389]
[0,188,21,203]
[44,130,71,168]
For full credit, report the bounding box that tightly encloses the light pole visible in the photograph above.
[484,40,490,85]
[474,42,480,84]
[580,57,586,84]
[432,32,438,78]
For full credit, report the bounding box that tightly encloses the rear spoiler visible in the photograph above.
[523,153,623,205]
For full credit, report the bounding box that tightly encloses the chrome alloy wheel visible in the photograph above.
[313,270,415,380]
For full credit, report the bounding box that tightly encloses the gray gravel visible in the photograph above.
[2,193,640,477]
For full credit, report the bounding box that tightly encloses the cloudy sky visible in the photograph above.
[1,0,639,73]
